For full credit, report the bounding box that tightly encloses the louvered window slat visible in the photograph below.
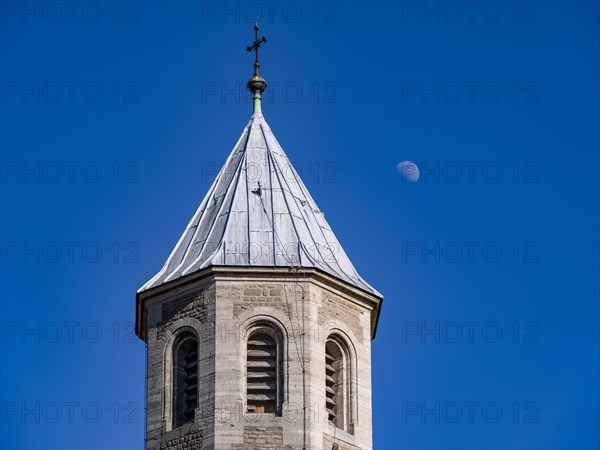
[173,333,198,428]
[325,343,337,424]
[325,339,349,428]
[247,360,276,368]
[247,371,275,379]
[247,332,278,414]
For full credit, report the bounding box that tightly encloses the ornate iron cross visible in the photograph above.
[246,24,267,74]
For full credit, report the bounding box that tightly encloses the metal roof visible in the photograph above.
[138,113,381,297]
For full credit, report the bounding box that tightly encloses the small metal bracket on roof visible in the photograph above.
[251,181,262,196]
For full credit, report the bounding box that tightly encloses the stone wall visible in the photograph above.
[145,281,217,450]
[157,287,214,341]
[159,429,203,450]
[323,433,362,450]
[242,426,283,449]
[140,271,376,449]
[318,291,363,345]
[233,283,302,319]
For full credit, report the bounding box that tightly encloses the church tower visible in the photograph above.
[135,26,383,450]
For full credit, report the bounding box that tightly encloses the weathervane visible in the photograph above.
[246,24,268,115]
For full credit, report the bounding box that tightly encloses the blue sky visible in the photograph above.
[1,1,598,449]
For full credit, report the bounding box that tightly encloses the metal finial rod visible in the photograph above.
[246,24,268,114]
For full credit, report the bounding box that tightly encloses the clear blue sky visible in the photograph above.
[1,1,598,449]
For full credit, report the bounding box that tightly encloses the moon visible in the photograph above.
[397,161,420,182]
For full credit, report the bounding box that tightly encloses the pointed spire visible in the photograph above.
[138,113,381,298]
[246,24,268,115]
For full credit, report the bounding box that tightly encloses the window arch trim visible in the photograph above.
[244,319,286,416]
[163,324,200,432]
[172,331,198,428]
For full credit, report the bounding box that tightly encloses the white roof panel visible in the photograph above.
[139,113,381,297]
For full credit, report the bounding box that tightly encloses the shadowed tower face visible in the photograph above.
[135,26,383,450]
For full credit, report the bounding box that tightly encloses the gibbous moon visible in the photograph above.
[397,161,420,182]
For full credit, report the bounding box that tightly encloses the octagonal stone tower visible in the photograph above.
[135,28,382,450]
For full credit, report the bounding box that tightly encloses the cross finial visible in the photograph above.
[246,24,268,115]
[246,24,267,77]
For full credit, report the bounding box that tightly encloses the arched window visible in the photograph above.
[172,332,198,428]
[325,337,351,432]
[246,325,282,415]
